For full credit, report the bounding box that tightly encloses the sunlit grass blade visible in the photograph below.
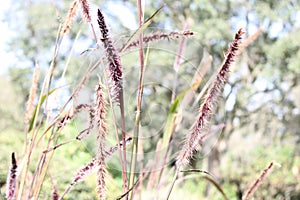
[167,170,229,200]
[28,88,57,132]
[180,169,228,200]
[180,169,213,177]
[201,175,229,200]
[157,80,202,190]
[162,80,201,148]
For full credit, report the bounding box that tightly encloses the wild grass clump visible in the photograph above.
[4,1,277,200]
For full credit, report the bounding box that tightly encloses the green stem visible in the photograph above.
[129,0,145,198]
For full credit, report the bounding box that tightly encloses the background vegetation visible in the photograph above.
[0,0,299,199]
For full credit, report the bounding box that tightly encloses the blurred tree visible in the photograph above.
[136,0,300,198]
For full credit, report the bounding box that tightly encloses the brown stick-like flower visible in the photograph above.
[6,152,17,200]
[242,161,277,200]
[97,9,123,103]
[176,28,244,167]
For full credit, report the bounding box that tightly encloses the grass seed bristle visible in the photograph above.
[95,81,108,200]
[176,29,244,167]
[97,9,123,103]
[61,0,78,35]
[6,153,17,200]
[78,0,91,22]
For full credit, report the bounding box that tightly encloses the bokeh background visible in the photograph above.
[0,0,300,199]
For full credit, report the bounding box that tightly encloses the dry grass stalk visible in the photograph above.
[95,81,108,200]
[75,106,95,140]
[124,30,194,51]
[182,49,212,107]
[147,139,163,190]
[106,137,133,157]
[242,161,277,200]
[61,0,78,35]
[25,64,39,131]
[6,152,18,200]
[57,104,91,131]
[97,9,123,103]
[59,158,97,200]
[69,64,97,105]
[171,23,190,102]
[59,138,132,199]
[78,0,91,22]
[173,29,189,72]
[72,158,97,184]
[176,28,244,167]
[237,27,262,55]
[97,8,128,189]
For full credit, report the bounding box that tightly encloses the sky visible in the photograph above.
[0,0,138,76]
[0,0,13,75]
[0,0,14,75]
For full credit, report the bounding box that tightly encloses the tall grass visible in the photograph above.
[4,1,277,199]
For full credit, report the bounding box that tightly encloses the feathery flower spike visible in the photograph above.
[97,9,123,103]
[6,153,17,200]
[59,138,132,199]
[176,29,244,167]
[61,0,78,35]
[78,0,91,22]
[95,81,108,200]
[59,158,97,200]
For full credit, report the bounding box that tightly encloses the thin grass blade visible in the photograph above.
[120,5,165,52]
